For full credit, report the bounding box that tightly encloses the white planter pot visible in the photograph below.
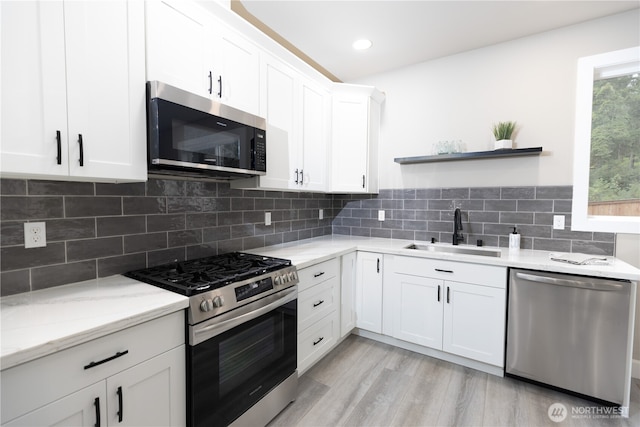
[494,139,513,150]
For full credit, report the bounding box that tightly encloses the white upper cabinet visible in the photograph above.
[241,53,297,190]
[213,26,261,116]
[232,55,330,192]
[1,0,146,182]
[331,84,384,193]
[146,0,260,116]
[145,0,210,96]
[298,77,330,191]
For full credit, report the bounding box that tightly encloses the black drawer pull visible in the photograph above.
[94,397,101,427]
[56,130,62,165]
[435,268,454,274]
[447,286,451,304]
[78,134,84,166]
[208,71,213,94]
[313,271,325,278]
[437,285,441,302]
[84,350,129,370]
[313,300,324,307]
[313,337,324,346]
[117,386,123,422]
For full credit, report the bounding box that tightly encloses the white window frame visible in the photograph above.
[572,46,640,234]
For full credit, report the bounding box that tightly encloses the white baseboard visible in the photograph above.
[633,358,640,379]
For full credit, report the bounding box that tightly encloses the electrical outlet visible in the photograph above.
[553,215,565,230]
[319,209,324,220]
[265,212,272,226]
[378,210,385,221]
[24,222,47,248]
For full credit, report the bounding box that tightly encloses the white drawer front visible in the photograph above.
[1,311,184,424]
[297,258,339,292]
[297,312,338,374]
[392,256,507,289]
[298,277,338,332]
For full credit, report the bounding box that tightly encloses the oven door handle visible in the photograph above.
[190,287,297,345]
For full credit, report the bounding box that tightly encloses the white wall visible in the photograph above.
[353,9,640,190]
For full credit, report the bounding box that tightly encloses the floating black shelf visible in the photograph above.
[394,147,543,164]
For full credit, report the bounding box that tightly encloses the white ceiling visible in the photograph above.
[240,0,640,82]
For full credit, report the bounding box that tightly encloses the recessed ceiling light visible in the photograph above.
[353,39,372,50]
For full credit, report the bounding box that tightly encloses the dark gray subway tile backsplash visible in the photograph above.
[332,185,615,257]
[0,178,333,296]
[0,179,616,297]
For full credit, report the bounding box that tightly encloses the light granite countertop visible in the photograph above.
[248,235,640,281]
[0,275,188,370]
[2,235,637,371]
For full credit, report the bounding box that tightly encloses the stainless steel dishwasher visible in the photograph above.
[506,269,634,406]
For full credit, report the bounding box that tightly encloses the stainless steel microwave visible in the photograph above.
[146,81,267,180]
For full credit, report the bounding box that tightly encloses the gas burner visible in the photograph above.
[125,252,292,296]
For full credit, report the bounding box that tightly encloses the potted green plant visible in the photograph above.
[492,121,517,149]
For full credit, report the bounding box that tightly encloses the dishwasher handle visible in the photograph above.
[515,272,625,291]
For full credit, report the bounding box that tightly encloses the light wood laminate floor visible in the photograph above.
[269,335,640,427]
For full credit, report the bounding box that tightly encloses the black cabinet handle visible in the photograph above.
[56,130,62,165]
[208,71,213,94]
[84,350,129,370]
[435,268,454,274]
[437,285,441,302]
[300,169,304,185]
[78,134,84,166]
[362,175,365,188]
[376,258,380,273]
[313,337,324,346]
[94,397,101,427]
[447,286,450,304]
[294,168,299,184]
[313,300,324,307]
[117,386,123,422]
[217,75,222,98]
[313,271,325,278]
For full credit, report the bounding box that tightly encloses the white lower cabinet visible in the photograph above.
[297,258,340,375]
[386,255,507,367]
[340,252,357,337]
[1,312,186,426]
[355,252,383,334]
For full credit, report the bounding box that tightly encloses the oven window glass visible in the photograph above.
[219,317,278,397]
[187,299,296,427]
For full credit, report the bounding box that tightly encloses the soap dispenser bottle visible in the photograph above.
[509,227,521,249]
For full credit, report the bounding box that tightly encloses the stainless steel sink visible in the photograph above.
[404,243,502,258]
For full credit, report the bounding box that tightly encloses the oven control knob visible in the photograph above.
[212,296,224,308]
[287,272,294,281]
[200,299,213,312]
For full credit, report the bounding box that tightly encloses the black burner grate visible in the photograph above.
[125,252,291,296]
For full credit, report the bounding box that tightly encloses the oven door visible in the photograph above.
[187,287,297,427]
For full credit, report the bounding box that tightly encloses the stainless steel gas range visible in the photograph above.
[127,252,299,427]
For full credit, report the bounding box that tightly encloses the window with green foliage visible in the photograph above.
[589,73,640,213]
[572,47,640,234]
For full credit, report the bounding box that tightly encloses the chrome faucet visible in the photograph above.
[453,208,464,245]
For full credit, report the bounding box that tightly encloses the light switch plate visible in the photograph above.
[378,210,385,221]
[553,215,565,230]
[265,212,271,226]
[319,209,324,220]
